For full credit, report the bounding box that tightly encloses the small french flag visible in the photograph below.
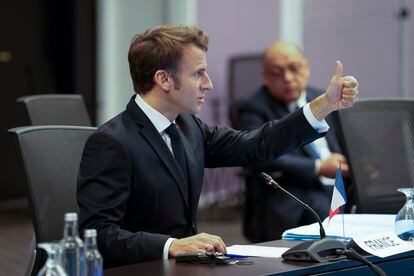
[329,166,347,221]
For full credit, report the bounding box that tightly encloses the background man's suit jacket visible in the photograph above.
[232,86,345,242]
[77,95,323,268]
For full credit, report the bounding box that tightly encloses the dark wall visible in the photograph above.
[0,1,96,200]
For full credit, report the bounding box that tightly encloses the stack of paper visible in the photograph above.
[282,214,396,241]
[227,245,289,258]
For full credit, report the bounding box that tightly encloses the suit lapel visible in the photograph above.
[175,116,200,218]
[140,127,190,208]
[264,89,290,117]
[126,97,190,210]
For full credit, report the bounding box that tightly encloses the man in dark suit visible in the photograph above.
[232,41,352,242]
[77,26,359,268]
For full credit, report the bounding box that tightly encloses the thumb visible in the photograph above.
[333,60,343,79]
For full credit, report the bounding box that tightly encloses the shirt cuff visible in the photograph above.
[314,159,321,175]
[163,238,176,260]
[303,103,330,133]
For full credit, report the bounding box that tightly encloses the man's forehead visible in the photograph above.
[181,45,207,67]
[183,44,206,56]
[265,44,304,67]
[266,54,302,67]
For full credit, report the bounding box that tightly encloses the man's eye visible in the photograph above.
[193,71,203,78]
[289,64,302,73]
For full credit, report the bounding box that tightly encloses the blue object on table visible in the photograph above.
[224,254,248,259]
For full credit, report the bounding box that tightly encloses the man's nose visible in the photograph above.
[202,72,213,91]
[283,69,294,82]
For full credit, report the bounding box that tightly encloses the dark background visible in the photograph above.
[0,0,96,199]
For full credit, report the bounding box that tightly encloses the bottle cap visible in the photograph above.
[84,229,97,238]
[64,212,78,221]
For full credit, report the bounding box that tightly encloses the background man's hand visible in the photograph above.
[169,232,227,257]
[318,153,349,178]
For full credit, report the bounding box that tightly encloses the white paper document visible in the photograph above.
[227,245,289,258]
[282,214,396,240]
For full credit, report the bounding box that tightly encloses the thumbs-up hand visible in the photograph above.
[309,61,359,121]
[325,60,359,111]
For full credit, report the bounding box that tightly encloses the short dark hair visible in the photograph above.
[128,25,209,94]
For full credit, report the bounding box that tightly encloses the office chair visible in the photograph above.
[17,94,92,126]
[228,54,263,128]
[338,98,414,213]
[9,125,96,274]
[228,54,263,101]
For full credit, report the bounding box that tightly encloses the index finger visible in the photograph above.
[206,235,227,254]
[342,76,358,88]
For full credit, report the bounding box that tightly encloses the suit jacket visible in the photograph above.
[77,95,323,268]
[232,86,345,242]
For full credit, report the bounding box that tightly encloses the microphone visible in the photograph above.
[259,172,326,239]
[259,172,346,263]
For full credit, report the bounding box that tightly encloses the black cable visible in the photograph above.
[336,248,387,276]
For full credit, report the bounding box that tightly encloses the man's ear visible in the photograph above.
[262,69,271,87]
[154,70,171,91]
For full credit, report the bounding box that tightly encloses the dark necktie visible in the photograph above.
[165,123,189,183]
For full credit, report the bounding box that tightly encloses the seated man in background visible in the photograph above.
[77,25,358,268]
[231,41,353,242]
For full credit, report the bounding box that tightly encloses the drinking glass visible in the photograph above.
[395,188,414,242]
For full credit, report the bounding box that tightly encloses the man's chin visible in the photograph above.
[194,105,203,114]
[284,91,301,101]
[183,109,200,115]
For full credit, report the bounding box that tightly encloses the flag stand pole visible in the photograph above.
[341,205,345,238]
[339,161,346,238]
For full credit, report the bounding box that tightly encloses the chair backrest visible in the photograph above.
[228,54,263,101]
[228,54,263,129]
[338,98,414,213]
[17,94,92,126]
[8,125,96,242]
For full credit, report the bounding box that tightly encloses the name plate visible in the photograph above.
[352,231,414,258]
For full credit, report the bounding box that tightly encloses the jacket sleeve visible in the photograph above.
[196,107,323,170]
[233,105,319,188]
[77,132,169,268]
